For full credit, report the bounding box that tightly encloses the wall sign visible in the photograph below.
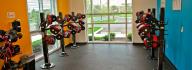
[173,0,181,10]
[7,12,15,18]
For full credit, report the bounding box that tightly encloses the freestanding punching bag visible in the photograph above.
[70,12,78,49]
[157,8,165,70]
[150,8,157,60]
[58,12,69,56]
[40,13,55,69]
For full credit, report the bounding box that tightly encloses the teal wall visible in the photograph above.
[157,0,192,70]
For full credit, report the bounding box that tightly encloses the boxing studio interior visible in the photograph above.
[0,0,191,70]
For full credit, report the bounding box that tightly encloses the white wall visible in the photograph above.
[69,0,157,43]
[69,0,88,43]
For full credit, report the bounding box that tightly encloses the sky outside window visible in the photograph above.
[27,0,39,12]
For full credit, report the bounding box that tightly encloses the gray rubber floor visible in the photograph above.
[36,44,174,70]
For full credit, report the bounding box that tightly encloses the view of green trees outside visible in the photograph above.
[86,0,132,42]
[27,0,40,31]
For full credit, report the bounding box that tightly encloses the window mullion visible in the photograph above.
[91,0,94,41]
[39,0,43,12]
[107,0,110,41]
[125,0,128,41]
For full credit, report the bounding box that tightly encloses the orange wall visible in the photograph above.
[57,0,72,45]
[0,0,32,69]
[0,0,70,69]
[58,0,69,15]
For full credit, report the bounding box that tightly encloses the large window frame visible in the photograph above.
[86,0,132,43]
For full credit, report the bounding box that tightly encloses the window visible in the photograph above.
[27,0,40,31]
[86,0,132,42]
[27,0,58,58]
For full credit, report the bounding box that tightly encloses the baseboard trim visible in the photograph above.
[133,43,143,45]
[76,42,88,44]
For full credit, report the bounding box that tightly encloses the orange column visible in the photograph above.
[57,0,72,46]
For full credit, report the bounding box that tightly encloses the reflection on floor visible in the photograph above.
[36,44,175,70]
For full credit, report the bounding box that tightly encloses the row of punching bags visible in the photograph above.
[135,9,159,49]
[39,12,86,69]
[136,8,167,70]
[40,13,86,45]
